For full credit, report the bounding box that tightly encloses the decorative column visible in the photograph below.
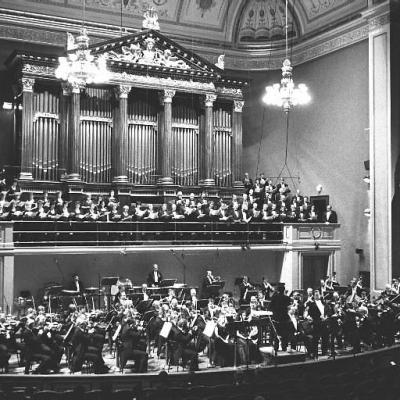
[368,8,392,293]
[19,77,35,180]
[158,89,175,185]
[66,83,83,182]
[232,100,244,188]
[59,83,71,180]
[113,85,130,183]
[201,94,217,186]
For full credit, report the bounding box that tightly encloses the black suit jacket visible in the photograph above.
[323,210,338,223]
[147,271,163,286]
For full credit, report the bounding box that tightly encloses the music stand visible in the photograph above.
[207,281,225,298]
[101,277,119,286]
[160,279,177,287]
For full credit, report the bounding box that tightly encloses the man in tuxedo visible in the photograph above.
[305,290,331,357]
[202,270,216,298]
[147,264,163,287]
[269,283,291,352]
[322,204,338,223]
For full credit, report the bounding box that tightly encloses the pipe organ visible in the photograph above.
[172,99,199,186]
[80,88,113,183]
[6,27,247,195]
[213,105,232,188]
[32,87,60,181]
[127,92,158,185]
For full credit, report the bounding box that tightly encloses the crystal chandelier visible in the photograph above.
[263,0,310,113]
[55,1,109,86]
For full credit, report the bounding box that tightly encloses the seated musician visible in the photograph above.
[147,264,163,287]
[243,172,253,193]
[23,201,38,220]
[236,307,260,365]
[214,314,235,367]
[264,203,279,222]
[119,317,148,372]
[6,180,19,201]
[287,305,313,356]
[158,203,172,222]
[172,318,199,371]
[141,283,149,301]
[69,320,110,374]
[183,199,196,220]
[164,289,177,306]
[59,202,71,221]
[278,205,288,222]
[121,205,132,222]
[188,288,198,311]
[171,203,185,220]
[144,203,159,220]
[21,318,60,374]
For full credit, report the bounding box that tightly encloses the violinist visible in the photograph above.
[119,318,148,373]
[69,320,110,374]
[173,318,199,371]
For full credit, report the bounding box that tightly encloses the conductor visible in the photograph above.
[147,264,163,287]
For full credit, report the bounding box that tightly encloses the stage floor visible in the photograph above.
[5,343,358,376]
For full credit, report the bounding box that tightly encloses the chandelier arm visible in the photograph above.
[285,0,288,59]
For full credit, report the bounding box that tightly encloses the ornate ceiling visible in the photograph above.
[0,0,388,70]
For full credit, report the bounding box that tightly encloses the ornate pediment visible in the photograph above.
[90,30,222,75]
[106,36,190,70]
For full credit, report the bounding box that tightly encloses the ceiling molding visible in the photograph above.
[0,2,390,71]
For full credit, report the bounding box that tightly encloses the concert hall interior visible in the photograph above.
[0,0,399,399]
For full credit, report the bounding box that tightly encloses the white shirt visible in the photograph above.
[315,300,325,318]
[154,271,159,283]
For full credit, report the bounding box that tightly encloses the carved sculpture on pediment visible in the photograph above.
[107,37,190,69]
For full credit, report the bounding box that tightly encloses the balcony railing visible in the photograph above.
[12,221,284,247]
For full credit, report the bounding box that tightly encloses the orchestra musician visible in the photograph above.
[147,264,163,287]
[69,274,84,294]
[304,290,331,357]
[269,283,291,352]
[239,275,256,304]
[119,318,148,372]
